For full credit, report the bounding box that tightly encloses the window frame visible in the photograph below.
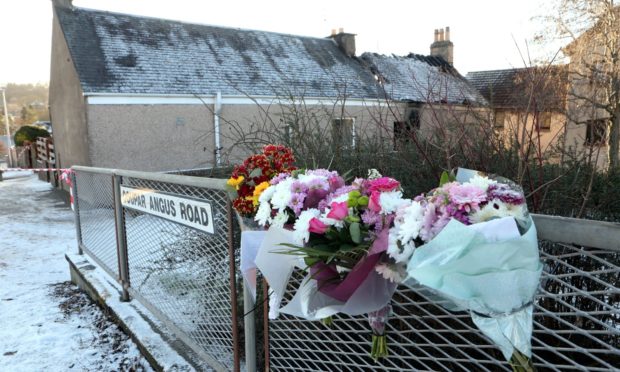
[331,117,356,149]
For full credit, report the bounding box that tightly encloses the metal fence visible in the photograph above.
[264,239,620,371]
[72,166,620,372]
[72,166,241,372]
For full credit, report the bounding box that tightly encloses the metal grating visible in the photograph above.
[121,177,239,369]
[73,170,119,279]
[267,242,620,371]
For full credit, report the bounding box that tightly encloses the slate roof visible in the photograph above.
[55,5,484,105]
[467,66,568,111]
[55,6,381,98]
[360,53,487,104]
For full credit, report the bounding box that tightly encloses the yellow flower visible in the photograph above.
[227,176,244,189]
[253,181,270,197]
[245,195,259,207]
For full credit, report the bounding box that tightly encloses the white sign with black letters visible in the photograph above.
[120,185,215,234]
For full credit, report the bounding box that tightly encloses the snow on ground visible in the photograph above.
[0,174,153,371]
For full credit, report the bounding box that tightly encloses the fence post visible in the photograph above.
[112,173,131,302]
[227,200,241,372]
[72,170,83,255]
[45,138,51,183]
[243,283,257,372]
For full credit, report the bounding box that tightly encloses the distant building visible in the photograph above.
[467,66,569,161]
[50,0,484,172]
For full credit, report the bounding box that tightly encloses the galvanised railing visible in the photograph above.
[71,166,620,371]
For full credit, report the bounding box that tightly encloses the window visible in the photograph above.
[585,119,607,146]
[332,118,355,149]
[393,110,420,150]
[494,111,505,129]
[538,113,552,132]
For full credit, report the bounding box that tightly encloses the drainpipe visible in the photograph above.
[214,92,222,166]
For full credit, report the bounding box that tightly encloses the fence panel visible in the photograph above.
[266,241,620,371]
[120,175,240,371]
[73,169,119,280]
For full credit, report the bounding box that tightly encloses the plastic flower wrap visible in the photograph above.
[227,145,296,217]
[397,169,541,372]
[254,169,410,359]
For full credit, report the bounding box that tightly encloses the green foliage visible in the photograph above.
[13,125,50,146]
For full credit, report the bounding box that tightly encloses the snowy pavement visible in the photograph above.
[0,173,152,371]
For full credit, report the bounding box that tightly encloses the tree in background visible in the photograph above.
[20,105,38,125]
[541,0,620,169]
[13,125,50,146]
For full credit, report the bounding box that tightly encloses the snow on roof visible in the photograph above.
[360,53,487,105]
[55,6,381,99]
[55,5,484,104]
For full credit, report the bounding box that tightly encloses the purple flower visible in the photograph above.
[488,183,525,205]
[303,188,329,209]
[290,180,308,194]
[307,178,329,191]
[288,193,306,215]
[270,172,290,185]
[306,169,339,178]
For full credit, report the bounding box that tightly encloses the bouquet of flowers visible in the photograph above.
[228,145,296,300]
[227,145,296,217]
[393,169,541,371]
[254,170,412,359]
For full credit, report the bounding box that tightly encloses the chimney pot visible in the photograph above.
[330,29,356,57]
[430,26,454,65]
[331,28,337,36]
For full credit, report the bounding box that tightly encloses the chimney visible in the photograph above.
[52,0,73,8]
[430,26,454,65]
[329,28,356,58]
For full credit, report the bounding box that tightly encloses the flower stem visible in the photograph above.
[509,350,536,372]
[370,335,388,361]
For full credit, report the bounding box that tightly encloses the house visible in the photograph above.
[561,7,620,169]
[50,0,485,172]
[467,66,569,160]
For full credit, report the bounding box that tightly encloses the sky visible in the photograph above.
[0,0,561,85]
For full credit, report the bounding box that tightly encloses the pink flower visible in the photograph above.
[369,177,400,193]
[308,218,328,234]
[449,184,487,212]
[326,201,348,220]
[368,191,382,213]
[328,176,345,192]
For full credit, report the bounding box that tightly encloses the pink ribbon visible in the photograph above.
[310,228,389,302]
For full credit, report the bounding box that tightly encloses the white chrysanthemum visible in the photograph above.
[330,193,350,204]
[271,178,294,211]
[293,208,321,244]
[255,202,272,226]
[379,191,408,215]
[296,173,322,184]
[387,226,415,263]
[258,184,276,203]
[470,198,526,224]
[467,174,497,192]
[270,211,289,229]
[375,262,406,283]
[397,201,424,243]
[367,168,382,180]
